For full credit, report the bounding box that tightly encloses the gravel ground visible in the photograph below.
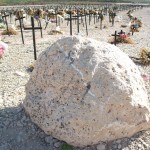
[0,7,150,150]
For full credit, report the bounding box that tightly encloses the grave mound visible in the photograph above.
[24,36,150,147]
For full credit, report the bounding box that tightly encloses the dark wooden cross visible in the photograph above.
[15,16,25,44]
[69,12,72,35]
[109,12,116,26]
[111,13,116,26]
[89,13,91,25]
[84,9,88,36]
[118,30,125,35]
[55,10,58,27]
[24,17,42,60]
[98,13,104,30]
[94,13,96,24]
[2,12,9,35]
[111,31,119,45]
[77,9,80,34]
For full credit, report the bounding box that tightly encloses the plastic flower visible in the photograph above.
[0,41,8,58]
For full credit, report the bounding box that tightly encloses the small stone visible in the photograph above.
[53,138,58,143]
[116,139,121,144]
[39,131,46,138]
[45,136,53,144]
[138,144,142,148]
[16,121,23,127]
[113,144,117,149]
[118,144,122,149]
[54,141,61,148]
[97,144,106,150]
[4,120,10,126]
[14,71,25,77]
[0,143,10,150]
[16,132,23,142]
[21,116,26,121]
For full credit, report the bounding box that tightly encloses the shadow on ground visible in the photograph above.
[0,105,150,150]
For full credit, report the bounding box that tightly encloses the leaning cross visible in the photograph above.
[2,12,9,35]
[15,16,25,44]
[24,17,42,60]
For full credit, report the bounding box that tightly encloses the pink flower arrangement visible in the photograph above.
[0,41,8,58]
[0,47,4,58]
[119,34,128,39]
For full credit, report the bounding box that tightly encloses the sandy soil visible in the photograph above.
[0,7,150,150]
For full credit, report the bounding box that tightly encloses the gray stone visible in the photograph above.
[16,121,23,127]
[116,139,121,144]
[4,120,10,126]
[118,144,122,149]
[97,144,106,150]
[54,141,61,148]
[39,131,46,138]
[24,36,150,147]
[0,144,10,150]
[45,136,53,144]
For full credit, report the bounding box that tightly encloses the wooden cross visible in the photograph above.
[24,17,42,60]
[15,16,25,44]
[69,12,72,35]
[98,13,104,30]
[111,13,116,26]
[94,13,96,24]
[2,12,9,35]
[118,30,125,35]
[77,9,80,34]
[89,13,91,25]
[55,7,58,27]
[111,31,119,45]
[84,9,88,36]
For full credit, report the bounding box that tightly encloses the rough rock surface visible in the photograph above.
[23,36,150,147]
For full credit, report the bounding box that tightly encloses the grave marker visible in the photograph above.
[84,10,88,36]
[2,13,9,36]
[98,13,104,30]
[24,17,42,60]
[15,16,25,44]
[77,10,80,34]
[111,31,119,45]
[118,30,125,35]
[70,12,72,35]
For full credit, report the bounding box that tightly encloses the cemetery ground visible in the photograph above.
[0,7,150,150]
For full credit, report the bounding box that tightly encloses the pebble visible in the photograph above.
[116,139,121,144]
[16,121,23,127]
[16,131,24,142]
[0,144,10,150]
[96,144,106,150]
[14,71,25,77]
[39,131,46,138]
[45,136,53,144]
[4,120,10,126]
[54,141,61,148]
[118,144,122,149]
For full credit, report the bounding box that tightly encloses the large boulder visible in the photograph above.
[24,36,150,147]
